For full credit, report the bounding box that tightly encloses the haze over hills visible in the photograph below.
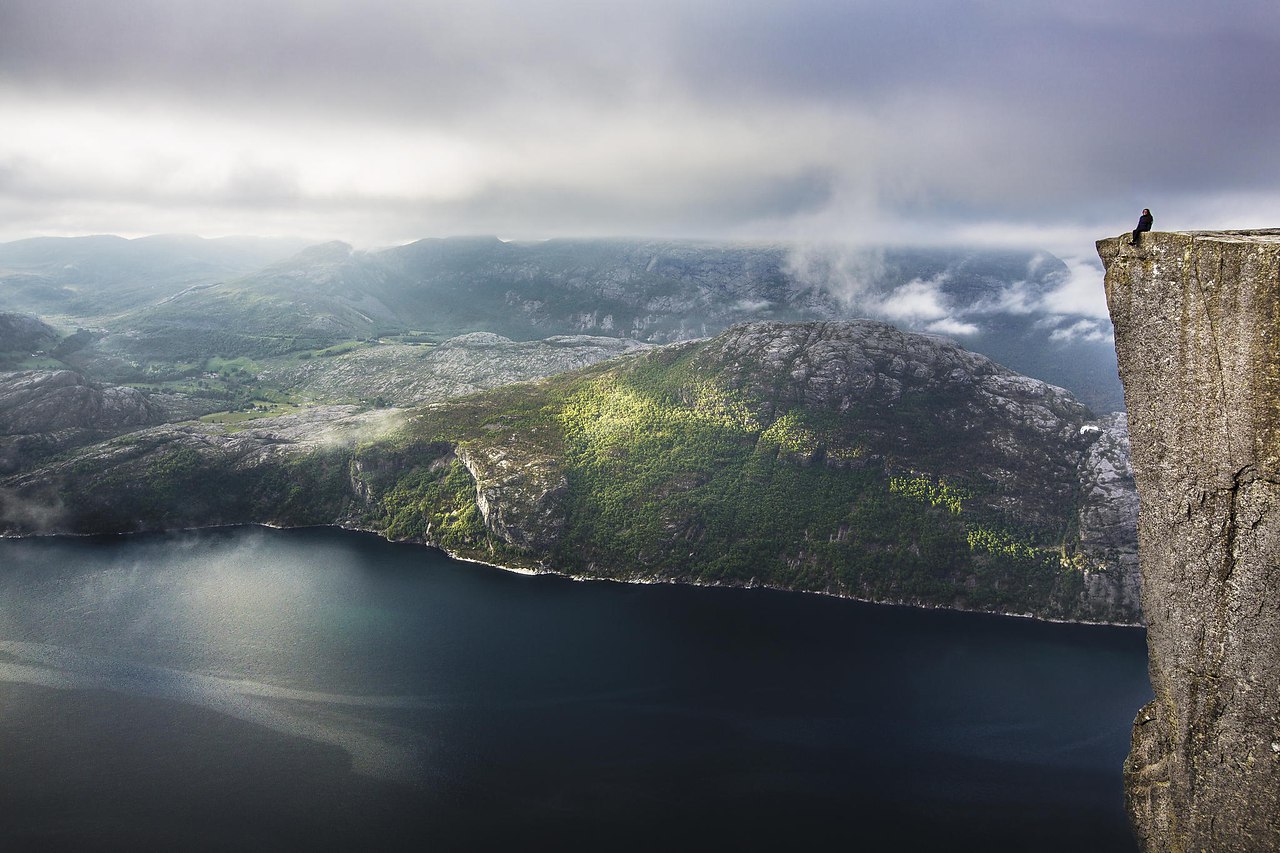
[0,313,58,366]
[0,234,310,321]
[0,234,1121,413]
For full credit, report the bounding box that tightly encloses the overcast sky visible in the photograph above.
[2,0,1278,254]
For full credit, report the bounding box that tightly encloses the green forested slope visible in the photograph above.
[348,322,1131,621]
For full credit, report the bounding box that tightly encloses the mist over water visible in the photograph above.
[0,527,1149,851]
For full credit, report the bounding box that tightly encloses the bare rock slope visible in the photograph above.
[265,333,650,406]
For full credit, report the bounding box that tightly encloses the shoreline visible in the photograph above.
[4,520,1144,630]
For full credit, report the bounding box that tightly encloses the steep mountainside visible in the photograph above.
[1101,231,1280,851]
[0,321,1140,624]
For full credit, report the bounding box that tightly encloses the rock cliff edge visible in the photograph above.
[1099,230,1280,850]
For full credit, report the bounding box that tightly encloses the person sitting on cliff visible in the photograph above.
[1130,209,1153,244]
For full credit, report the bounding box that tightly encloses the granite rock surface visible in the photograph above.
[1100,229,1280,851]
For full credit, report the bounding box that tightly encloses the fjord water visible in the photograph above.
[0,527,1149,851]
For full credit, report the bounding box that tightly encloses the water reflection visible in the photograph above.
[0,639,434,781]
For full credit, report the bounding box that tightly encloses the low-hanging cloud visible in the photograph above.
[872,278,952,324]
[924,317,980,337]
[1048,318,1112,344]
[0,486,67,534]
[869,277,981,338]
[783,243,887,308]
[1040,256,1111,319]
[967,253,1110,326]
[781,240,1113,343]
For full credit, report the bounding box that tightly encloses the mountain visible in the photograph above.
[0,313,58,365]
[0,234,309,320]
[0,331,652,475]
[1101,230,1280,850]
[0,320,1140,624]
[0,369,218,475]
[75,237,1121,411]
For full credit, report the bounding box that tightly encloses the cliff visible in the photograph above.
[1099,230,1280,850]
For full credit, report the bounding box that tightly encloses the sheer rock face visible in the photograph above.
[1077,412,1141,616]
[1099,230,1280,851]
[456,442,568,553]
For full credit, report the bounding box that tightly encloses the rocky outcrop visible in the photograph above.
[264,332,651,406]
[455,441,568,553]
[0,369,215,474]
[691,321,1117,542]
[411,321,1142,622]
[1099,230,1280,850]
[0,370,164,434]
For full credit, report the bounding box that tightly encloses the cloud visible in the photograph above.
[783,244,886,308]
[963,253,1109,322]
[864,277,978,337]
[925,318,980,337]
[1,0,1278,248]
[0,486,67,533]
[1048,319,1112,344]
[972,280,1038,316]
[1040,256,1110,319]
[781,242,1108,341]
[871,278,951,323]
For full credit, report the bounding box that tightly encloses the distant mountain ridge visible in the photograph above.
[0,234,1120,412]
[0,234,310,319]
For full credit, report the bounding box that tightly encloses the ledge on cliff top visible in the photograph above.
[1098,228,1280,255]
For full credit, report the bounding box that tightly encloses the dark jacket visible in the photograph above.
[1136,211,1153,232]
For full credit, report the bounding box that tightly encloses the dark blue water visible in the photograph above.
[0,527,1150,852]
